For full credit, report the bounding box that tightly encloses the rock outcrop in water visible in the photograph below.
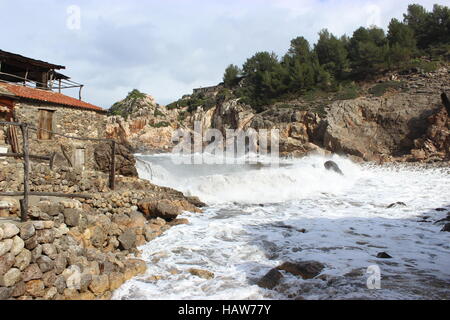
[324,161,343,175]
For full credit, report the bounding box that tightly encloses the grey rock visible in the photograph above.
[10,236,25,256]
[0,253,15,275]
[324,161,344,175]
[54,275,66,294]
[0,287,13,300]
[35,229,55,244]
[257,268,283,289]
[90,226,107,248]
[377,252,393,259]
[1,223,20,239]
[63,209,82,227]
[0,239,13,256]
[80,273,92,292]
[118,229,136,250]
[19,222,36,240]
[42,271,57,288]
[441,223,450,232]
[11,281,26,298]
[31,245,43,263]
[54,254,67,275]
[277,261,325,279]
[0,268,22,287]
[387,202,407,208]
[42,244,58,260]
[14,248,32,271]
[22,264,43,282]
[24,235,38,250]
[37,256,54,273]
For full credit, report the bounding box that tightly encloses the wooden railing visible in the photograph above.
[0,121,117,221]
[0,71,85,100]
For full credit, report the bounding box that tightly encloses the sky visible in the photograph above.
[0,0,441,109]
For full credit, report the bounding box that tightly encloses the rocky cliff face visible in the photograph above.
[323,94,442,161]
[106,91,184,153]
[323,67,449,162]
[107,66,449,163]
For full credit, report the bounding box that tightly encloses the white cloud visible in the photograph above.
[0,0,442,107]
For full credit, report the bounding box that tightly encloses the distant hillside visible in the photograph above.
[168,3,449,114]
[108,89,160,119]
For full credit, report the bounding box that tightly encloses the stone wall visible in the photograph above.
[0,162,205,300]
[13,101,107,170]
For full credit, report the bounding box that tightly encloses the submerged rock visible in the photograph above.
[377,252,393,259]
[257,268,283,289]
[188,268,215,280]
[277,261,325,279]
[387,202,407,208]
[441,223,450,232]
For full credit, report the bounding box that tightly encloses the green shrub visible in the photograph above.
[154,109,165,117]
[150,122,170,128]
[336,84,361,100]
[369,81,405,97]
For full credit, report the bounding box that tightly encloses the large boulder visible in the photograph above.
[323,93,443,161]
[257,268,283,289]
[94,143,138,177]
[138,199,181,221]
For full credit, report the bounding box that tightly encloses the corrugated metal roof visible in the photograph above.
[0,82,105,112]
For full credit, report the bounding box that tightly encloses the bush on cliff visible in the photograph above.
[218,3,449,112]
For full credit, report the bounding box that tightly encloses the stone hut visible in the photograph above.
[0,50,107,170]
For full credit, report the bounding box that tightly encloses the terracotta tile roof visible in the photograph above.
[0,82,105,112]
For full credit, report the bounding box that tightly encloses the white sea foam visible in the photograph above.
[113,154,450,300]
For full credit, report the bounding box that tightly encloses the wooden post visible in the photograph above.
[20,123,30,222]
[79,85,84,101]
[50,152,56,170]
[109,140,116,190]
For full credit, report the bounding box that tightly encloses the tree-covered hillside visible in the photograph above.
[220,3,449,109]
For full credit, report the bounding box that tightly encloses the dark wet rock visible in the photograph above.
[387,202,407,208]
[277,261,325,279]
[441,223,450,232]
[344,268,365,278]
[186,196,207,208]
[118,229,136,250]
[434,217,450,225]
[257,268,283,289]
[377,252,393,259]
[324,161,343,175]
[435,208,447,212]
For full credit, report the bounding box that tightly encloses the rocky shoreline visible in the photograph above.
[0,159,204,300]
